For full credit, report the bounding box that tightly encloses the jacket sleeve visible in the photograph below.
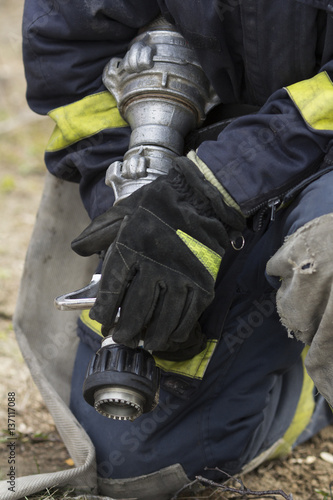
[195,63,333,224]
[22,0,160,219]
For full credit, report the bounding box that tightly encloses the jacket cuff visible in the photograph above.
[186,150,243,215]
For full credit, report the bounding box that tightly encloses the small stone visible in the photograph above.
[320,451,333,464]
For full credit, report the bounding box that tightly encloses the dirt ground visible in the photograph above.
[0,1,333,499]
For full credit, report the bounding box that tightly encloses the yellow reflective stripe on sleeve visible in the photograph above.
[270,346,315,459]
[176,229,222,280]
[286,71,333,131]
[46,91,128,152]
[187,150,242,214]
[80,309,103,337]
[154,339,218,380]
[80,309,218,380]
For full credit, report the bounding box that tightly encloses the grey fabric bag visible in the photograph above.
[266,213,333,408]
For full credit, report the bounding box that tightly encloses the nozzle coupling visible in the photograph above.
[83,337,160,421]
[102,18,220,203]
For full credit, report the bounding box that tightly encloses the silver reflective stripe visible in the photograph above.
[240,438,284,475]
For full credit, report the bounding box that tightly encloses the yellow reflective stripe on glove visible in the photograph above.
[286,71,333,131]
[176,229,222,280]
[46,91,128,152]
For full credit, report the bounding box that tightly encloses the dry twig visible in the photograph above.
[172,468,293,500]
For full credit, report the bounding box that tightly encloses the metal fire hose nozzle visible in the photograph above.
[103,17,220,203]
[83,336,160,422]
[55,276,160,422]
[55,18,220,422]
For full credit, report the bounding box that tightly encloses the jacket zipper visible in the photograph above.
[246,163,333,231]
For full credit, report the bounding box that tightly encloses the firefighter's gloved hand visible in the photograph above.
[71,198,133,256]
[72,157,245,359]
[266,213,333,406]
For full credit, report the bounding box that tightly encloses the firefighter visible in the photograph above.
[20,1,333,499]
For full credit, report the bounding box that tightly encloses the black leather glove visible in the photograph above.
[72,157,245,359]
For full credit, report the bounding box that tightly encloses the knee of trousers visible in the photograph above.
[69,336,310,482]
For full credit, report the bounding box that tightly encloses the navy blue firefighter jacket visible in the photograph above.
[22,0,333,221]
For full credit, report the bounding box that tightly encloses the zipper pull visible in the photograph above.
[267,197,280,221]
